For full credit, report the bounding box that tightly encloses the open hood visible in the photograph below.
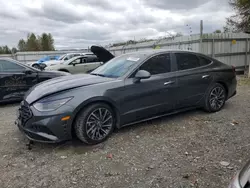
[91,45,114,63]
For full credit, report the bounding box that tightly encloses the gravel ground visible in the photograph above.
[1,77,250,188]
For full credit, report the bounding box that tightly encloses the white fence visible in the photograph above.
[108,33,250,69]
[0,50,89,64]
[1,33,250,69]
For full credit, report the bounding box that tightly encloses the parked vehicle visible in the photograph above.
[45,55,102,74]
[37,55,60,64]
[16,47,237,145]
[31,53,92,69]
[228,160,250,188]
[0,58,70,103]
[44,53,94,67]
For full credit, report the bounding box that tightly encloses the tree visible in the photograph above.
[26,33,41,51]
[214,30,222,33]
[11,47,18,54]
[226,0,250,32]
[40,33,55,51]
[48,33,55,51]
[2,45,11,54]
[18,39,26,51]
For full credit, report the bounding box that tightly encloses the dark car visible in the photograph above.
[16,47,237,145]
[0,58,70,103]
[228,160,250,188]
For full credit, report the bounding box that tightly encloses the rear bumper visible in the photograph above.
[229,90,237,99]
[227,77,237,100]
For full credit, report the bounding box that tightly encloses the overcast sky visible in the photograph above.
[0,0,232,49]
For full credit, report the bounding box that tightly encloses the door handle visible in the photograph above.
[164,81,175,85]
[202,75,210,79]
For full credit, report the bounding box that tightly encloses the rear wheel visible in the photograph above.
[204,83,226,112]
[74,103,115,145]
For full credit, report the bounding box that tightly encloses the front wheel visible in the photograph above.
[204,83,226,112]
[74,103,115,145]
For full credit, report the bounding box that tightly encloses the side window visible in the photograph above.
[0,60,26,72]
[85,56,99,63]
[139,53,171,75]
[175,53,200,70]
[199,56,212,66]
[71,58,81,64]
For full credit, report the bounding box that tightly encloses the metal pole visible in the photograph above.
[245,38,248,70]
[212,38,215,58]
[200,20,203,53]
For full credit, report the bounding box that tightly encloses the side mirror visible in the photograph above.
[23,70,33,75]
[72,63,76,66]
[134,70,151,83]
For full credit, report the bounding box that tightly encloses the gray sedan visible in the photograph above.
[16,47,237,145]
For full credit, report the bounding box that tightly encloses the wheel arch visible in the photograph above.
[216,81,228,99]
[58,69,69,73]
[70,97,121,138]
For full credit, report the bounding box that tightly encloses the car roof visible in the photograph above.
[122,49,201,57]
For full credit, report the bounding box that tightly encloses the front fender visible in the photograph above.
[71,96,121,128]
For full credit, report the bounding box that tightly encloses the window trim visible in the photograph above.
[172,52,213,73]
[126,52,174,79]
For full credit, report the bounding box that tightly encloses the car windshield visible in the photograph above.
[91,54,143,78]
[58,54,66,60]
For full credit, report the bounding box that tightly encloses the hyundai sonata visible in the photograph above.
[16,47,237,145]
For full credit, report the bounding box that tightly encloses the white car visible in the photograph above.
[45,55,102,74]
[30,53,94,69]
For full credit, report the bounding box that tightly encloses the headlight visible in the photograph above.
[33,97,73,112]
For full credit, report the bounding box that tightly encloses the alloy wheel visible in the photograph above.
[86,108,113,140]
[209,86,225,110]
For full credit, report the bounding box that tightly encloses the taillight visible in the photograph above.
[232,66,236,75]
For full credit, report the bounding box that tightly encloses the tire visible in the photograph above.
[204,83,226,112]
[74,103,115,145]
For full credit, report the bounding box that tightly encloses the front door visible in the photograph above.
[0,60,38,102]
[174,52,214,109]
[120,53,178,125]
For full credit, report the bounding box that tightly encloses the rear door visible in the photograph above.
[0,59,38,101]
[173,52,214,109]
[120,53,178,125]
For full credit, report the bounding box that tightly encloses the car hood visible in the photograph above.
[38,70,70,77]
[25,74,114,104]
[91,45,114,63]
